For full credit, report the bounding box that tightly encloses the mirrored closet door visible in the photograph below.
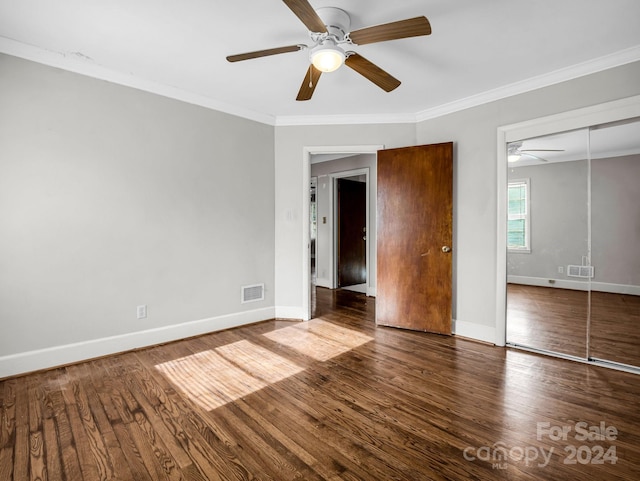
[505,117,640,370]
[587,118,640,368]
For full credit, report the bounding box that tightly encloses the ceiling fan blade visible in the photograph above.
[520,148,565,152]
[282,0,328,33]
[521,153,549,162]
[349,16,431,46]
[345,54,401,92]
[226,45,302,63]
[297,65,322,101]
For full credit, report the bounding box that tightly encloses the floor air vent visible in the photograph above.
[567,265,594,278]
[241,284,265,303]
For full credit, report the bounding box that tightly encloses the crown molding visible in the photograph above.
[274,112,417,127]
[414,45,640,123]
[0,36,276,126]
[2,36,639,128]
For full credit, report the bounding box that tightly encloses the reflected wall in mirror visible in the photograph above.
[588,119,640,367]
[505,118,640,369]
[506,129,590,358]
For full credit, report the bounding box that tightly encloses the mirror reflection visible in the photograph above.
[588,119,640,367]
[506,118,640,369]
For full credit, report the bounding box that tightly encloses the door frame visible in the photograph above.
[332,168,370,291]
[496,95,640,349]
[302,145,384,320]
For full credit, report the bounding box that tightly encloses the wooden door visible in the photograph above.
[337,178,367,287]
[377,143,453,334]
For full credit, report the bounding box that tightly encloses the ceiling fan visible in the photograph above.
[226,0,432,101]
[508,141,565,163]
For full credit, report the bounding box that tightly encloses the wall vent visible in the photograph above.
[241,284,265,303]
[567,265,594,278]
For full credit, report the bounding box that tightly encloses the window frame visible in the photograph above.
[507,178,531,253]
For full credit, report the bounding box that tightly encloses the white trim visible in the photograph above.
[496,129,508,346]
[276,113,417,127]
[502,95,640,143]
[507,178,531,253]
[341,284,367,294]
[497,94,640,347]
[303,145,383,321]
[453,319,496,345]
[508,276,640,296]
[416,46,640,123]
[0,37,276,126]
[591,282,640,296]
[314,277,332,289]
[275,306,306,320]
[0,307,275,379]
[508,276,589,291]
[5,37,638,128]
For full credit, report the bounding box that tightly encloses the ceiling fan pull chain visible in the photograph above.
[309,67,313,88]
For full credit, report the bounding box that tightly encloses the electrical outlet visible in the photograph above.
[137,305,147,319]
[558,266,564,274]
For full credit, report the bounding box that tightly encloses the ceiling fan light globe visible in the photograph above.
[310,44,345,72]
[508,154,521,163]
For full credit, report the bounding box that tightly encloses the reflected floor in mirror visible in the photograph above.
[2,287,640,480]
[507,284,640,367]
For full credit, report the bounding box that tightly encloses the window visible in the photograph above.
[508,179,530,252]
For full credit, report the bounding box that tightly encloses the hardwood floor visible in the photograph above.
[2,287,640,480]
[506,284,589,358]
[507,284,640,367]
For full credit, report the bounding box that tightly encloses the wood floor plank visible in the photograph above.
[0,446,14,480]
[2,287,640,480]
[0,379,16,450]
[26,374,46,481]
[13,376,29,481]
[111,421,154,481]
[42,417,61,481]
[46,382,82,481]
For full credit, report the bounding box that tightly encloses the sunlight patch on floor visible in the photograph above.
[155,340,303,411]
[263,320,373,361]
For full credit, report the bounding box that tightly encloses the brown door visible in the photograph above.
[338,178,367,287]
[377,143,453,334]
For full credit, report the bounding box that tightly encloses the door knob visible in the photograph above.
[442,246,452,253]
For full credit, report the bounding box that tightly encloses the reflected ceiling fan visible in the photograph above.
[508,141,564,163]
[226,0,431,100]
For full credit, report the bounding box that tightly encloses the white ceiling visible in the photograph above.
[1,0,640,125]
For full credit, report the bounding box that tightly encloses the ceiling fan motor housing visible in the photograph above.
[315,7,351,40]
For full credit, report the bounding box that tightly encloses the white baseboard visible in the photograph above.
[367,286,377,297]
[342,284,367,294]
[453,319,496,345]
[508,275,640,295]
[0,307,275,379]
[314,277,332,289]
[591,282,640,296]
[508,275,589,290]
[275,306,305,320]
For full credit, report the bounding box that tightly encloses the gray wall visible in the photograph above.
[507,160,589,281]
[592,154,640,286]
[0,54,275,365]
[507,154,640,288]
